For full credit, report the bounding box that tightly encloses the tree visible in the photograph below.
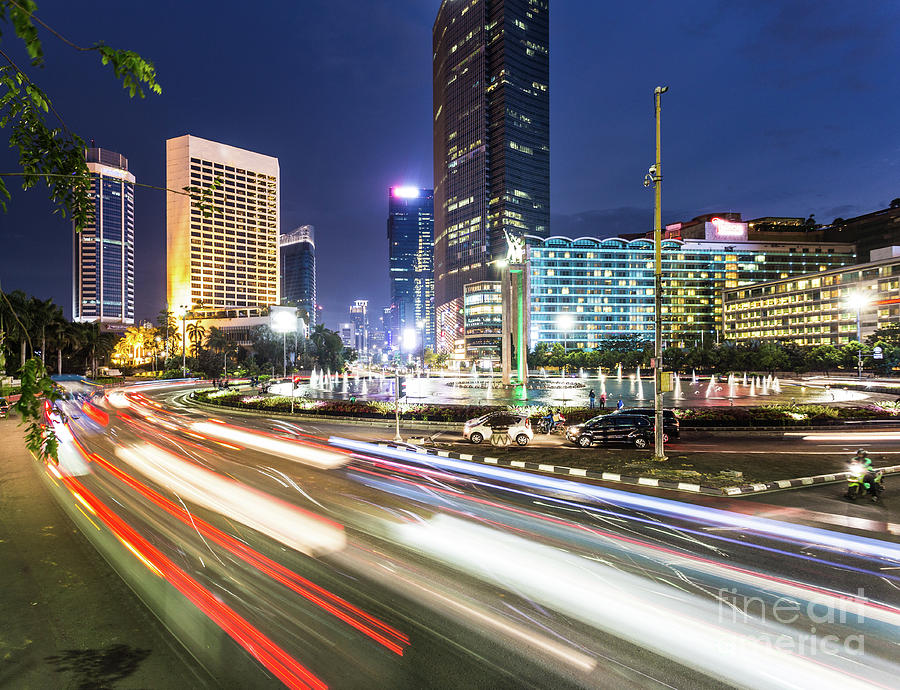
[890,198,900,209]
[186,321,206,356]
[0,1,161,461]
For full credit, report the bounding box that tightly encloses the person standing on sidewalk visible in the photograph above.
[588,389,596,409]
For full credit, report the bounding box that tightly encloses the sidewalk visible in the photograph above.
[0,416,210,689]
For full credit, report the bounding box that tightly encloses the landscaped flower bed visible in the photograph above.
[191,390,900,426]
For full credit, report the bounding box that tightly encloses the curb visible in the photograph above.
[375,442,724,495]
[375,442,900,497]
[719,465,900,495]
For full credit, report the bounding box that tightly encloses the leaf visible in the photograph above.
[93,44,162,98]
[13,356,62,463]
[4,0,44,65]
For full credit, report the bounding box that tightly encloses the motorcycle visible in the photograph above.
[846,461,885,502]
[537,415,567,435]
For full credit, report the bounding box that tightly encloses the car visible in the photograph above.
[566,414,652,448]
[463,412,533,446]
[610,407,680,440]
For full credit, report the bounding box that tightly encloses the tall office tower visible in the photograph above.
[167,135,280,318]
[280,225,317,325]
[433,0,550,351]
[387,187,435,350]
[73,148,135,324]
[349,299,369,358]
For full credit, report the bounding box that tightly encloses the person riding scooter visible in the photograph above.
[846,449,884,502]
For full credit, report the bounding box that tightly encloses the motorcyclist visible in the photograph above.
[552,409,566,431]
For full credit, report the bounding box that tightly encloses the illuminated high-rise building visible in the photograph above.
[166,135,279,318]
[349,299,369,359]
[387,186,434,350]
[280,225,317,325]
[433,0,550,351]
[73,148,135,324]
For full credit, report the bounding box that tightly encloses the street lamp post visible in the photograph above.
[177,305,188,377]
[846,292,870,379]
[644,85,668,462]
[556,313,574,407]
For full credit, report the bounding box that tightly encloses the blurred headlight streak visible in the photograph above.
[392,515,883,690]
[105,391,132,409]
[332,438,900,563]
[114,444,346,556]
[193,422,347,469]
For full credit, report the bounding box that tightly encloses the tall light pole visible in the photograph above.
[556,313,574,406]
[846,292,869,379]
[176,304,188,377]
[644,85,668,461]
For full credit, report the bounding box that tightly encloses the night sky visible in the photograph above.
[1,0,898,327]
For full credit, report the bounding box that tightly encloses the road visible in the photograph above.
[39,381,900,688]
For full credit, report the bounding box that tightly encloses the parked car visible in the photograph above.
[611,407,680,440]
[463,412,533,446]
[566,414,652,448]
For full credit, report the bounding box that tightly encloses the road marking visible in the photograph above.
[638,478,659,487]
[602,472,621,481]
[570,468,588,477]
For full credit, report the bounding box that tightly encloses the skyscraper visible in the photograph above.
[433,0,550,351]
[387,186,435,350]
[280,225,317,326]
[166,135,280,318]
[73,148,135,324]
[349,299,369,359]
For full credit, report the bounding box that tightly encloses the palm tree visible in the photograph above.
[30,298,64,365]
[48,320,76,375]
[186,321,206,356]
[2,290,33,369]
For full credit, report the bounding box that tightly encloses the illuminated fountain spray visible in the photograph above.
[579,367,585,379]
[761,376,769,395]
[341,373,348,394]
[772,376,781,393]
[617,363,623,381]
[727,373,736,398]
[692,369,697,384]
[673,374,683,399]
[600,378,607,396]
[360,379,368,396]
[749,378,756,396]
[636,375,645,400]
[705,375,716,398]
[636,364,641,382]
[471,363,479,380]
[742,372,748,386]
[540,367,547,378]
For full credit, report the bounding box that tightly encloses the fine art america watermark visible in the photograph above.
[716,588,866,657]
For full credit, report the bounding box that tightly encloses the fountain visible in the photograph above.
[673,375,683,399]
[341,374,348,394]
[742,372,747,386]
[705,376,716,398]
[617,363,623,381]
[749,378,756,396]
[692,369,697,384]
[360,379,368,396]
[727,373,734,386]
[579,368,585,379]
[636,364,641,382]
[636,377,645,400]
[540,367,547,378]
[772,377,782,394]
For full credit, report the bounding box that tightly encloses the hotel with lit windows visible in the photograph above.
[525,218,855,349]
[166,135,280,320]
[723,248,900,346]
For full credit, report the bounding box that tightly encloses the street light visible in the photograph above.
[556,313,574,405]
[174,305,188,377]
[845,291,870,379]
[271,306,298,379]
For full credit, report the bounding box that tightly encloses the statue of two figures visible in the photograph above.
[503,228,526,265]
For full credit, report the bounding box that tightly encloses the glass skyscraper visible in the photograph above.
[433,0,550,351]
[280,225,317,325]
[73,148,135,324]
[387,187,435,350]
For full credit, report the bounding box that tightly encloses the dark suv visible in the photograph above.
[611,407,680,440]
[566,414,651,448]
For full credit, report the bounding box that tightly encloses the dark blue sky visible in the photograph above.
[1,0,898,327]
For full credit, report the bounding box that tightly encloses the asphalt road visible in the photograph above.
[37,382,900,689]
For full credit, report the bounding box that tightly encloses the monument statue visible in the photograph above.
[503,229,526,265]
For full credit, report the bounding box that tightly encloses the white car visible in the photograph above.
[463,412,533,446]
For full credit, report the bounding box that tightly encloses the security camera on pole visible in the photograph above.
[643,85,668,462]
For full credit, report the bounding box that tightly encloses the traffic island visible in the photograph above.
[388,441,900,496]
